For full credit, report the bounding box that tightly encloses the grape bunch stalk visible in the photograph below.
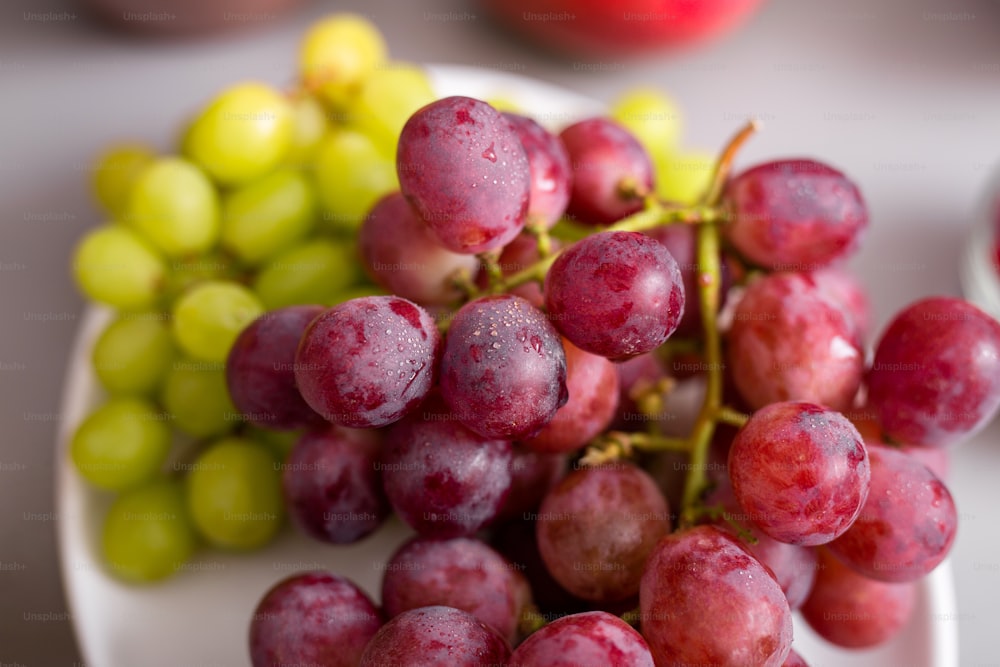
[68,13,1000,667]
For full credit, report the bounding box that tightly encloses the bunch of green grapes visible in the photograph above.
[69,13,438,583]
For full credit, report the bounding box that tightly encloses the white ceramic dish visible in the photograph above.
[57,65,959,667]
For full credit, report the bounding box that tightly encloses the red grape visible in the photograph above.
[509,611,654,666]
[503,111,572,229]
[782,648,810,666]
[724,159,868,270]
[495,445,567,523]
[867,296,1000,447]
[397,96,531,254]
[294,296,440,428]
[545,231,685,360]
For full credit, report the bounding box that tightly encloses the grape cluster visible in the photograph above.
[69,13,1000,667]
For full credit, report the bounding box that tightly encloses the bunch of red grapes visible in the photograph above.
[239,95,1000,666]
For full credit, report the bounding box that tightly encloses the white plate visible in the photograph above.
[57,65,959,667]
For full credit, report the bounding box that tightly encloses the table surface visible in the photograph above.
[2,0,1000,664]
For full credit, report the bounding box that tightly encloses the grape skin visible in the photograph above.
[639,525,793,667]
[294,296,440,428]
[508,610,654,666]
[495,445,566,523]
[440,294,567,440]
[544,231,685,360]
[358,606,511,666]
[502,111,572,229]
[728,401,870,546]
[249,571,383,667]
[397,95,531,254]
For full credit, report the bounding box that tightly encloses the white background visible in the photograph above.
[1,0,1000,664]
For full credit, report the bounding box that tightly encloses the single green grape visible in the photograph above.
[71,397,172,492]
[185,437,284,550]
[161,358,238,438]
[221,170,316,266]
[610,88,683,162]
[91,143,156,219]
[92,312,175,396]
[171,280,264,362]
[185,82,295,186]
[253,238,362,309]
[656,151,715,205]
[348,63,435,156]
[125,157,220,258]
[298,13,388,109]
[313,128,397,233]
[102,477,197,583]
[72,225,167,309]
[284,93,330,168]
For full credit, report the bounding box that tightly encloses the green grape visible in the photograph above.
[161,358,237,438]
[253,238,362,309]
[102,478,198,583]
[185,437,284,550]
[284,93,330,168]
[164,252,239,305]
[71,397,172,492]
[221,170,316,266]
[348,63,435,156]
[72,225,167,309]
[125,157,220,257]
[313,128,397,233]
[610,88,683,162]
[92,312,175,396]
[91,143,156,218]
[171,281,264,362]
[298,13,388,109]
[656,151,716,205]
[185,82,295,186]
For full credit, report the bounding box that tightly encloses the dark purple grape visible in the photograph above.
[560,117,653,224]
[359,192,480,306]
[440,293,567,439]
[225,305,325,430]
[249,571,382,667]
[639,525,793,667]
[509,611,654,666]
[724,159,868,270]
[728,401,870,546]
[801,548,917,649]
[381,396,513,538]
[381,536,531,643]
[397,96,531,254]
[503,111,572,229]
[281,425,389,544]
[867,296,1000,447]
[536,463,670,602]
[827,443,957,582]
[358,605,511,666]
[544,231,684,360]
[524,339,619,453]
[294,296,440,428]
[726,271,864,412]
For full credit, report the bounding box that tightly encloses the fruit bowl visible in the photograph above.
[57,65,960,667]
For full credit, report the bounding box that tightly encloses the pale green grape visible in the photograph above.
[102,478,197,583]
[610,88,683,162]
[71,397,172,491]
[348,63,435,156]
[253,238,363,309]
[298,13,387,109]
[125,157,220,257]
[221,170,316,266]
[91,143,156,219]
[72,225,167,309]
[185,82,295,186]
[284,93,330,168]
[313,128,397,233]
[171,281,264,362]
[92,312,175,396]
[656,151,716,205]
[161,358,237,438]
[185,437,284,550]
